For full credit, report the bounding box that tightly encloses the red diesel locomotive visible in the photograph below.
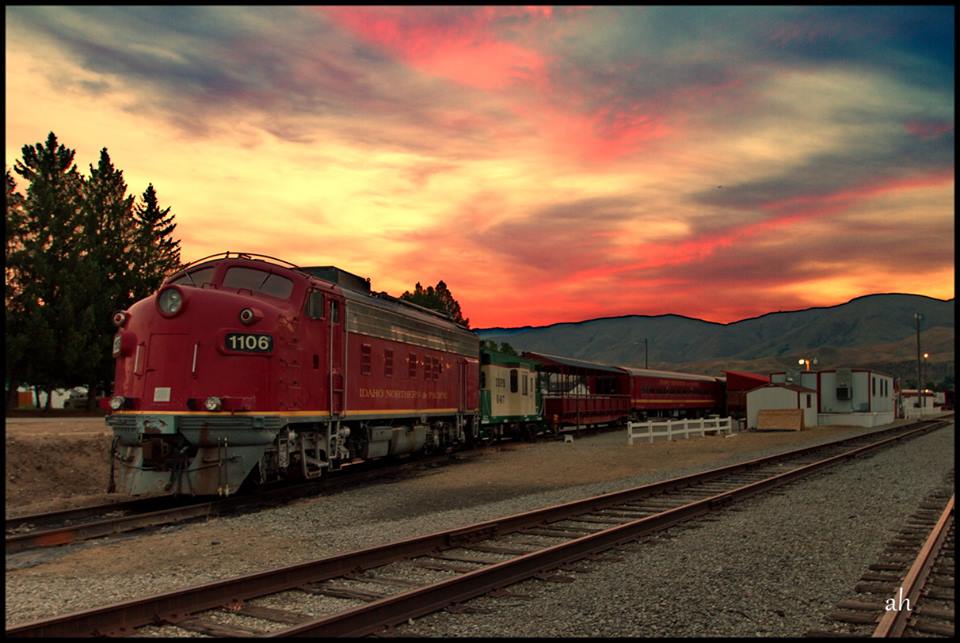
[107,253,479,496]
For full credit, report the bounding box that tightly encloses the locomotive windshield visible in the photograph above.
[168,266,215,288]
[222,267,294,300]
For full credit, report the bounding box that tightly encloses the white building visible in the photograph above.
[900,389,937,418]
[745,384,818,430]
[798,368,895,427]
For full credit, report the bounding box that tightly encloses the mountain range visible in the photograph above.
[476,294,955,387]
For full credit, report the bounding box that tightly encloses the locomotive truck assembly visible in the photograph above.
[106,252,727,497]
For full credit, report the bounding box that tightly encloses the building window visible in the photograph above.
[361,344,371,376]
[480,371,486,389]
[384,349,393,378]
[872,377,876,396]
[806,394,812,408]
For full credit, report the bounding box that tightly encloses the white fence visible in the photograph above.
[627,416,734,445]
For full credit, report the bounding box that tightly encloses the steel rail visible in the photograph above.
[6,418,948,637]
[872,494,954,638]
[5,450,466,555]
[272,421,951,637]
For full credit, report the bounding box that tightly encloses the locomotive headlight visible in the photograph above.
[204,396,222,412]
[239,307,255,325]
[158,287,184,316]
[109,395,126,411]
[112,311,128,327]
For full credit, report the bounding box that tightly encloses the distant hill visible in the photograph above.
[477,294,955,387]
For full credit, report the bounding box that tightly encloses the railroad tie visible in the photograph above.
[444,603,493,615]
[344,572,422,588]
[411,559,483,574]
[233,604,315,625]
[300,582,390,601]
[828,610,879,625]
[170,616,263,637]
[460,543,534,556]
[429,551,501,565]
[910,618,955,637]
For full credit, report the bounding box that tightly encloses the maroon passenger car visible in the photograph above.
[106,253,479,496]
[619,367,724,419]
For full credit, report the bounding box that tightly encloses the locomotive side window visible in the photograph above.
[361,344,372,376]
[408,352,417,378]
[480,371,486,389]
[384,350,394,377]
[510,369,518,393]
[306,291,325,319]
[522,372,528,396]
[330,300,340,323]
[169,266,215,288]
[223,267,293,299]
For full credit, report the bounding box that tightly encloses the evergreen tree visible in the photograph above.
[80,148,138,399]
[6,133,184,409]
[400,279,470,327]
[8,133,87,408]
[479,339,519,356]
[5,170,28,409]
[133,183,181,297]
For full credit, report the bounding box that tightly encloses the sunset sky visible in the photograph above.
[5,6,954,328]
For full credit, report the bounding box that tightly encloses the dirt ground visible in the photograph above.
[4,416,120,515]
[4,415,906,517]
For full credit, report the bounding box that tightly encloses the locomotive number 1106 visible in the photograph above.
[225,333,273,353]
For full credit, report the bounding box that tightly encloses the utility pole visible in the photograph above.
[914,313,922,410]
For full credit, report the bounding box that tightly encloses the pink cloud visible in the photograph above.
[904,120,954,140]
[322,7,550,90]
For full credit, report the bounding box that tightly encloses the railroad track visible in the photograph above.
[810,469,955,638]
[7,417,950,638]
[3,422,649,555]
[5,450,479,555]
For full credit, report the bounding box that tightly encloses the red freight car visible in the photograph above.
[619,366,724,420]
[106,253,479,496]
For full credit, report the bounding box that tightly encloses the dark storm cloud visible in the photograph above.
[5,6,494,149]
[535,6,953,141]
[473,196,641,272]
[693,129,954,213]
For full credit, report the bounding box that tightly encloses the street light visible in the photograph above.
[798,357,818,371]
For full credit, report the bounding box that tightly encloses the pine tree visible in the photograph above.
[9,132,87,407]
[80,148,138,398]
[133,183,181,297]
[5,170,28,409]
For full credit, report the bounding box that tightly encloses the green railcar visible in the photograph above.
[478,348,545,441]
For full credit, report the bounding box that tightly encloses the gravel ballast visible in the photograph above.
[4,419,954,635]
[396,425,956,637]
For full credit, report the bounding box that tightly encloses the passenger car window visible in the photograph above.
[223,267,293,299]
